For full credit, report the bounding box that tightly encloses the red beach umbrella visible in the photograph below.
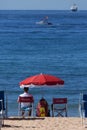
[19,73,64,88]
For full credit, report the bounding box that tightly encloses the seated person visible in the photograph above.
[36,98,50,117]
[17,87,34,117]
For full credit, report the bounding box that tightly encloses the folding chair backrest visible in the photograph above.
[83,94,87,101]
[18,96,34,103]
[0,91,5,111]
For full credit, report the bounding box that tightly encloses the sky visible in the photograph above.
[0,0,87,10]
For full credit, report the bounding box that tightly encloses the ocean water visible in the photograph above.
[0,10,87,117]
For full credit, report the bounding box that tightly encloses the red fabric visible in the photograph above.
[53,98,67,104]
[18,96,34,103]
[20,73,64,86]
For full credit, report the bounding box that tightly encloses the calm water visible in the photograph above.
[0,10,87,117]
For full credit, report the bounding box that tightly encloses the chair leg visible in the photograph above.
[28,110,32,116]
[65,111,67,117]
[0,118,2,130]
[52,110,54,117]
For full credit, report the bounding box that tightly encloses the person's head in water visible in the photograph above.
[45,16,48,19]
[24,87,29,93]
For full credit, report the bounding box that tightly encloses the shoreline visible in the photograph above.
[1,117,86,130]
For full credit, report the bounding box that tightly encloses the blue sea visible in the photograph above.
[0,10,87,117]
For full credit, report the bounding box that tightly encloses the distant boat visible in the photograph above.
[70,4,78,11]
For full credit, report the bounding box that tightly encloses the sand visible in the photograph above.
[1,117,87,130]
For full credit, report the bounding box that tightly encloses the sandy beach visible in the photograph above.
[1,117,87,130]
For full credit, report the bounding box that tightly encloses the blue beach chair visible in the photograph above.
[0,91,8,125]
[79,94,87,127]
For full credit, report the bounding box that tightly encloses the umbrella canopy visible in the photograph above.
[19,73,64,88]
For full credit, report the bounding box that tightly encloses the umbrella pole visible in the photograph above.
[40,87,44,99]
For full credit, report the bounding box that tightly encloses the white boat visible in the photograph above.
[70,4,78,11]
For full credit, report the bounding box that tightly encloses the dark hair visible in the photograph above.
[24,87,29,92]
[40,98,45,102]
